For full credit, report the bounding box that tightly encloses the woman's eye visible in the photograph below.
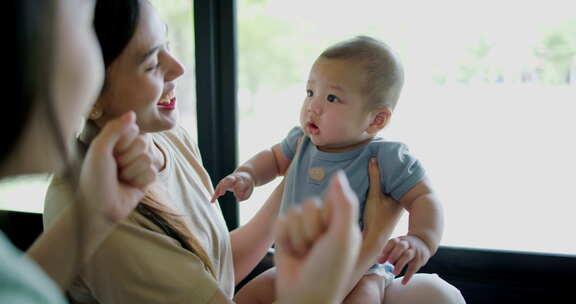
[306,90,313,97]
[327,94,340,103]
[146,63,161,72]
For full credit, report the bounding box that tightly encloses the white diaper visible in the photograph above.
[365,262,395,288]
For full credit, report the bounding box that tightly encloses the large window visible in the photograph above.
[237,0,576,255]
[0,0,196,213]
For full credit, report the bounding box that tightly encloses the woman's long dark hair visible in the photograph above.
[93,0,216,278]
[7,0,56,164]
[11,0,96,279]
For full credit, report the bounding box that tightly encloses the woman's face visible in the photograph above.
[53,0,104,135]
[94,1,185,133]
[24,0,103,174]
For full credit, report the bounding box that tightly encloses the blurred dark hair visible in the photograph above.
[5,0,56,165]
[92,0,216,277]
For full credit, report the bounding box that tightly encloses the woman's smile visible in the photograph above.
[157,90,176,110]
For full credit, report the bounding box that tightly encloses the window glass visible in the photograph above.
[237,0,576,254]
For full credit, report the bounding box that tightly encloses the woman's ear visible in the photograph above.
[89,103,103,121]
[365,108,391,134]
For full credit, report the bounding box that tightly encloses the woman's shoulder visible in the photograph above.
[155,125,201,158]
[155,124,189,143]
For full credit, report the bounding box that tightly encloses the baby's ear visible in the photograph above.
[365,108,391,134]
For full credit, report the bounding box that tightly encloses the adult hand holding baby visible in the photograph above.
[362,158,403,243]
[363,158,432,286]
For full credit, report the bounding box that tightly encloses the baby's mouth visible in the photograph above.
[306,122,320,135]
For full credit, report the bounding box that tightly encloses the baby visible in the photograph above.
[212,36,444,303]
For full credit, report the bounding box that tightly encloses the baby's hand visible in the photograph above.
[378,235,431,285]
[210,171,255,203]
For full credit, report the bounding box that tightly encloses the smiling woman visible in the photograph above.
[89,0,185,133]
[0,0,197,215]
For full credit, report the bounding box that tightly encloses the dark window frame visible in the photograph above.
[194,0,239,230]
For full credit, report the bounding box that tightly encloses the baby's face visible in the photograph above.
[300,57,374,152]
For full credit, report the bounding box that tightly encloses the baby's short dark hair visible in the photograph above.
[320,36,404,111]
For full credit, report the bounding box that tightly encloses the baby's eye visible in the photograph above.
[327,94,341,103]
[306,90,313,97]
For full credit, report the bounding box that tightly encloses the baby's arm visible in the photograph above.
[380,178,444,284]
[210,144,291,202]
[239,144,292,185]
[399,178,443,254]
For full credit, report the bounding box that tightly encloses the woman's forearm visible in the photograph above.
[229,179,285,284]
[27,204,113,290]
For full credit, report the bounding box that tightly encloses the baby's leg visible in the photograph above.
[234,267,277,304]
[384,273,466,304]
[342,274,387,304]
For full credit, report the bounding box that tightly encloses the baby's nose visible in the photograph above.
[308,97,324,114]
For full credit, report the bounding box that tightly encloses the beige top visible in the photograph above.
[43,126,235,303]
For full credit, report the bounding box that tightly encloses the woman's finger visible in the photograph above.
[91,111,136,155]
[112,114,140,155]
[367,158,381,199]
[131,168,158,190]
[116,135,148,168]
[275,216,288,243]
[322,171,358,231]
[120,154,153,183]
[300,198,324,246]
[286,206,307,256]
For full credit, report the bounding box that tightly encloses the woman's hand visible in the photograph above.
[79,111,157,224]
[274,171,361,304]
[364,158,430,285]
[362,158,403,244]
[27,112,158,289]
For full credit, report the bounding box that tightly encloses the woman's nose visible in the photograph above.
[165,54,185,81]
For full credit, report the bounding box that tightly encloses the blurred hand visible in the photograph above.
[210,171,255,203]
[275,171,361,304]
[378,235,432,285]
[79,111,157,224]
